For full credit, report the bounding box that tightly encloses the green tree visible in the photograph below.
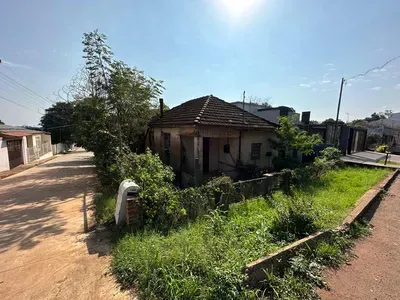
[0,119,4,125]
[365,112,386,122]
[275,116,322,155]
[40,102,74,145]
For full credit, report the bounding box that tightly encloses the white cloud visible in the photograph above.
[299,81,316,88]
[321,80,331,84]
[373,69,380,73]
[1,60,31,69]
[364,79,372,82]
[300,83,312,88]
[375,47,384,52]
[392,75,398,79]
[329,68,336,71]
[371,86,382,91]
[312,88,317,91]
[325,63,335,67]
[380,68,387,72]
[394,84,400,90]
[347,83,353,87]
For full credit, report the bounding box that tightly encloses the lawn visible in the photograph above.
[378,159,400,166]
[111,167,390,299]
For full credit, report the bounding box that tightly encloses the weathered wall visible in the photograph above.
[0,138,10,172]
[26,135,34,148]
[181,136,195,174]
[41,134,52,144]
[241,131,275,169]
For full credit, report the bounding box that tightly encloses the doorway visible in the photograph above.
[7,139,23,169]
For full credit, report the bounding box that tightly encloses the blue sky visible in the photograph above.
[1,0,400,126]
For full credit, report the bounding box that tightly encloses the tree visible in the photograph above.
[309,120,320,125]
[40,102,74,145]
[365,112,386,122]
[322,118,344,124]
[247,95,272,108]
[0,119,4,125]
[275,116,322,155]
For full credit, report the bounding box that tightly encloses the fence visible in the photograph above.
[28,142,52,163]
[222,173,281,204]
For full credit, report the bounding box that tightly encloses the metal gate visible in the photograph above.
[7,139,23,169]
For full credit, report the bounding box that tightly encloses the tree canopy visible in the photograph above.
[0,119,4,125]
[40,102,74,145]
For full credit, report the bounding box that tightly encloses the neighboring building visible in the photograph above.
[366,114,400,153]
[231,102,300,124]
[148,95,278,186]
[0,125,53,172]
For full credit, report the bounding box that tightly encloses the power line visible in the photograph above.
[0,95,43,115]
[0,66,53,106]
[0,76,46,110]
[347,55,400,81]
[2,64,55,105]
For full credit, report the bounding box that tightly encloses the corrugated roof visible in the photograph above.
[150,95,277,129]
[0,132,32,138]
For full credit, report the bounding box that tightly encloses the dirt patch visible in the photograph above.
[319,176,400,299]
[0,150,130,300]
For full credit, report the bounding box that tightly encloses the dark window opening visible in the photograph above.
[251,143,261,160]
[223,144,230,153]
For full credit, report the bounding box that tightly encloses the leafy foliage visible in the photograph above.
[94,193,116,224]
[376,144,389,153]
[40,101,74,145]
[0,119,4,125]
[274,116,322,157]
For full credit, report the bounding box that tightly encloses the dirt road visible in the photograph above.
[320,175,400,299]
[0,150,128,300]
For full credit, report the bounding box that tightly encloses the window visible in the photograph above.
[251,143,261,160]
[223,144,230,153]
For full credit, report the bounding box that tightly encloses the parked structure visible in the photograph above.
[148,95,278,186]
[0,125,53,172]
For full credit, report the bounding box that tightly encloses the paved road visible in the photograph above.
[0,150,128,300]
[320,174,400,299]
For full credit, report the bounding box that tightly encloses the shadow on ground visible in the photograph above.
[0,153,95,254]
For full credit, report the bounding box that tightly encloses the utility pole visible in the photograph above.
[333,78,345,146]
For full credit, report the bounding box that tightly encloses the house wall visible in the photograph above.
[21,136,28,164]
[0,138,10,172]
[26,135,34,148]
[42,134,51,144]
[254,110,281,124]
[241,131,275,169]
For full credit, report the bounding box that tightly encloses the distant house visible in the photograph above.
[0,125,53,172]
[148,95,278,186]
[231,102,300,124]
[366,114,400,153]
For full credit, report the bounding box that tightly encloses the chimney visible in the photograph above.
[301,111,311,125]
[159,98,164,118]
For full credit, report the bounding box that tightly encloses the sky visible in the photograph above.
[1,0,400,126]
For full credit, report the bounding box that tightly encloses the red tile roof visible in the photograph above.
[150,95,277,129]
[0,132,32,138]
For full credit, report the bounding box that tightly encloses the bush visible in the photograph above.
[376,144,389,153]
[366,133,380,148]
[270,195,319,242]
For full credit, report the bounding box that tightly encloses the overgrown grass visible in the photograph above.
[111,167,389,299]
[94,194,116,224]
[378,159,400,166]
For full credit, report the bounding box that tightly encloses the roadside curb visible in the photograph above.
[0,155,59,180]
[244,168,399,288]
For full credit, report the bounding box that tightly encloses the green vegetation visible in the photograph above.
[378,159,400,166]
[265,221,371,300]
[94,194,116,224]
[111,167,389,299]
[376,144,389,153]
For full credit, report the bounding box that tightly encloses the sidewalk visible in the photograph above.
[320,175,400,299]
[0,155,58,179]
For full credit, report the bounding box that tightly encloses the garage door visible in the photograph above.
[7,140,23,169]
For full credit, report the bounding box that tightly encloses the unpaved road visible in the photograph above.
[320,175,400,299]
[0,150,128,300]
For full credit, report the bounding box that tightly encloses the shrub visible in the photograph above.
[270,195,319,242]
[376,144,389,153]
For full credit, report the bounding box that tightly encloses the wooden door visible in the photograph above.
[7,139,23,169]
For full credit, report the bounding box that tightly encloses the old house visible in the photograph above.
[148,95,278,186]
[0,125,53,172]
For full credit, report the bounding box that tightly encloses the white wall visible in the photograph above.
[21,136,28,164]
[254,110,281,124]
[0,138,10,172]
